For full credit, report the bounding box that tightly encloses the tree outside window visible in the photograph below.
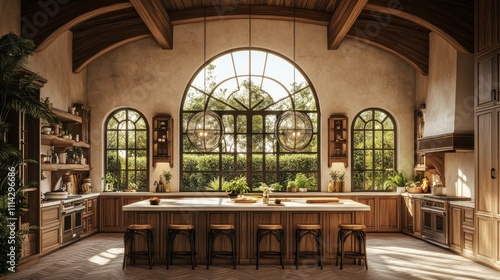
[181,49,320,191]
[352,108,396,191]
[105,108,149,191]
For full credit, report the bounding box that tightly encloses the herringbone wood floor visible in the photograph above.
[6,233,500,280]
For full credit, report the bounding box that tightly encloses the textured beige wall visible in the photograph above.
[87,19,416,192]
[0,0,20,34]
[445,153,475,198]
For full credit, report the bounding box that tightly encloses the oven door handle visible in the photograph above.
[62,206,84,215]
[421,207,446,216]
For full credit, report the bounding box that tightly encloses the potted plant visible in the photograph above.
[162,170,172,192]
[0,32,56,275]
[125,182,138,192]
[103,172,117,192]
[222,175,249,198]
[329,171,339,192]
[294,173,310,192]
[287,180,297,192]
[338,171,347,192]
[383,170,408,192]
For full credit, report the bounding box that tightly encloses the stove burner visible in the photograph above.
[425,196,471,201]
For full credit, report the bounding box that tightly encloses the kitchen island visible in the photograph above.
[123,197,370,265]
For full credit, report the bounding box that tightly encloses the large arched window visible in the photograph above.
[181,48,320,191]
[352,108,396,191]
[105,108,149,191]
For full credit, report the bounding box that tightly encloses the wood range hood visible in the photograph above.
[417,132,474,154]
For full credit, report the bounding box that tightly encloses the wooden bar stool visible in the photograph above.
[256,224,285,269]
[122,224,154,270]
[166,224,196,270]
[336,224,368,270]
[207,224,237,269]
[294,224,322,270]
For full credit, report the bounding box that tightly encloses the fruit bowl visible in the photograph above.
[149,197,160,205]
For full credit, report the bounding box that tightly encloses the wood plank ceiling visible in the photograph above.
[20,0,473,75]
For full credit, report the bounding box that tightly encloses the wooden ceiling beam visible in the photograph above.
[130,0,173,49]
[347,14,429,75]
[365,0,473,53]
[21,0,132,52]
[72,10,151,73]
[327,0,369,50]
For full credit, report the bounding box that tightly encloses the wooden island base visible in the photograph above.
[123,198,370,265]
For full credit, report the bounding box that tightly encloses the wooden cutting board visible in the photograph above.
[306,198,341,203]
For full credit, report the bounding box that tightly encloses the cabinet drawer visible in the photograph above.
[463,207,474,227]
[41,205,60,227]
[41,226,60,254]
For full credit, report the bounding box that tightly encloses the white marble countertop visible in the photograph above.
[122,197,371,212]
[41,192,100,207]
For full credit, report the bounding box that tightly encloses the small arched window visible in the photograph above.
[104,108,149,191]
[352,108,396,191]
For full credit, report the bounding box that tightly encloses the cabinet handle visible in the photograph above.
[491,168,496,179]
[492,89,497,101]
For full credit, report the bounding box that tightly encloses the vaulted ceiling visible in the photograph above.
[21,0,473,75]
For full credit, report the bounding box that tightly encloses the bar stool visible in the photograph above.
[256,224,285,269]
[166,224,196,270]
[336,224,368,270]
[294,224,322,270]
[122,224,154,270]
[207,224,237,269]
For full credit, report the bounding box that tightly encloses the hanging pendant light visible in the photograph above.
[276,1,313,152]
[186,6,224,152]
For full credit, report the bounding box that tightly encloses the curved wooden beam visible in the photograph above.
[130,0,172,49]
[365,0,473,54]
[346,13,429,75]
[72,9,151,73]
[21,0,132,52]
[72,34,151,73]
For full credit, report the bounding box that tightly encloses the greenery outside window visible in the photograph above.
[181,48,320,191]
[352,108,396,191]
[105,108,149,191]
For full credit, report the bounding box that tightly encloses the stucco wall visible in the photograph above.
[87,19,416,192]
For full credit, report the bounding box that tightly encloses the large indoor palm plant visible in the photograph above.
[0,32,55,275]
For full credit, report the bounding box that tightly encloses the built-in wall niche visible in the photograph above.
[152,114,173,167]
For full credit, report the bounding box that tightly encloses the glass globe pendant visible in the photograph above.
[186,111,223,152]
[276,111,313,152]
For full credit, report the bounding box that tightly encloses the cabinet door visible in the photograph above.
[449,206,462,253]
[476,0,499,53]
[476,54,496,109]
[414,198,422,237]
[100,196,122,232]
[40,226,60,254]
[378,197,399,232]
[92,198,99,231]
[476,111,495,215]
[355,197,376,231]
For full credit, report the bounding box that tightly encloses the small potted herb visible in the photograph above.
[222,175,249,199]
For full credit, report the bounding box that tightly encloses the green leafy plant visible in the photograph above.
[383,170,408,190]
[294,173,310,189]
[270,182,283,191]
[338,171,346,182]
[127,182,138,191]
[103,172,117,191]
[163,170,172,182]
[222,175,249,194]
[330,170,340,181]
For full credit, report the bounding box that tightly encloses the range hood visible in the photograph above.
[417,132,474,153]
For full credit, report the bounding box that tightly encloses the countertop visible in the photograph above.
[122,197,371,212]
[101,191,401,197]
[41,192,100,207]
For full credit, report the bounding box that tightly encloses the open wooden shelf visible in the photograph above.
[51,108,82,123]
[41,163,91,171]
[41,134,90,148]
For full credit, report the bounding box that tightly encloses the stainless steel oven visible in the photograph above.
[421,196,471,248]
[421,198,448,247]
[61,197,84,246]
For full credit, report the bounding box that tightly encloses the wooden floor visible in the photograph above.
[6,233,500,280]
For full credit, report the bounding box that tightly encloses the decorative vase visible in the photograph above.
[262,194,269,204]
[328,182,334,192]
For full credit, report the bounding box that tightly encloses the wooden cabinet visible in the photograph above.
[355,196,399,232]
[401,196,422,237]
[40,205,60,255]
[152,115,173,167]
[476,0,499,54]
[82,197,99,238]
[100,195,145,232]
[475,107,500,267]
[475,1,500,269]
[463,207,475,257]
[328,114,348,167]
[450,205,463,253]
[475,51,499,110]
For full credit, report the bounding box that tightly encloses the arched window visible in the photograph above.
[181,48,320,191]
[352,108,396,191]
[105,108,149,191]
